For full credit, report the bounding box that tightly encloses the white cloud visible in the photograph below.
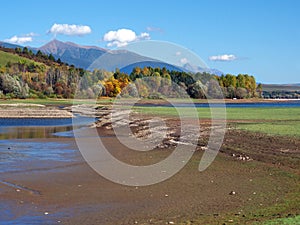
[24,32,38,37]
[209,54,237,61]
[139,32,150,39]
[49,23,92,36]
[103,28,150,47]
[146,26,163,33]
[176,51,181,56]
[4,35,33,44]
[180,57,188,64]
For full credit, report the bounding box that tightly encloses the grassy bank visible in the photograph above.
[133,106,300,137]
[134,106,300,121]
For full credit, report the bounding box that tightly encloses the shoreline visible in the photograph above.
[0,122,299,224]
[0,104,299,224]
[0,99,299,118]
[0,104,73,118]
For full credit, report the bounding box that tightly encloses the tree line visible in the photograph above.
[0,47,262,99]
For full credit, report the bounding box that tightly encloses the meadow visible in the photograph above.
[134,106,300,137]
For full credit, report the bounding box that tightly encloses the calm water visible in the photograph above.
[0,115,95,173]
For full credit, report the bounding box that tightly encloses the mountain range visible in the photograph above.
[0,39,223,75]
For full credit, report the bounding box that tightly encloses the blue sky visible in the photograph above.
[0,0,299,84]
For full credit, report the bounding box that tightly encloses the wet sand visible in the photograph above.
[0,122,299,224]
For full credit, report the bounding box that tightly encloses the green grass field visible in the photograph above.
[134,106,300,137]
[236,121,300,137]
[261,215,300,225]
[0,50,40,67]
[134,106,300,120]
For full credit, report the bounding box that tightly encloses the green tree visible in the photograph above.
[48,54,55,62]
[22,47,29,55]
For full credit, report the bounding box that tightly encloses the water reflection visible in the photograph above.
[0,115,96,140]
[0,126,74,140]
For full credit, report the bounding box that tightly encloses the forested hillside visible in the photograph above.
[0,46,261,99]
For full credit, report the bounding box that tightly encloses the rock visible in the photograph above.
[229,191,236,195]
[44,212,49,215]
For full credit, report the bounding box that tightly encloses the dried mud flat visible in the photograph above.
[0,104,73,118]
[0,106,299,224]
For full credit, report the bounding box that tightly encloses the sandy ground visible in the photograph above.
[0,104,73,118]
[0,117,299,224]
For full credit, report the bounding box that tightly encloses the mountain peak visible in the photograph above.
[38,39,109,69]
[39,39,67,55]
[39,39,106,54]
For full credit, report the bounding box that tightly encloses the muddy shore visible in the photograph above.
[0,102,299,224]
[0,117,299,224]
[0,104,73,118]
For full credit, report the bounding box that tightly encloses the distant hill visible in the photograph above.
[1,39,223,75]
[38,39,108,69]
[183,63,224,76]
[87,49,155,72]
[0,41,23,49]
[262,83,300,92]
[120,61,186,74]
[37,40,163,71]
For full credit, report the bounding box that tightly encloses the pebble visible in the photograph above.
[165,194,169,197]
[16,189,20,192]
[44,212,49,215]
[229,191,236,195]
